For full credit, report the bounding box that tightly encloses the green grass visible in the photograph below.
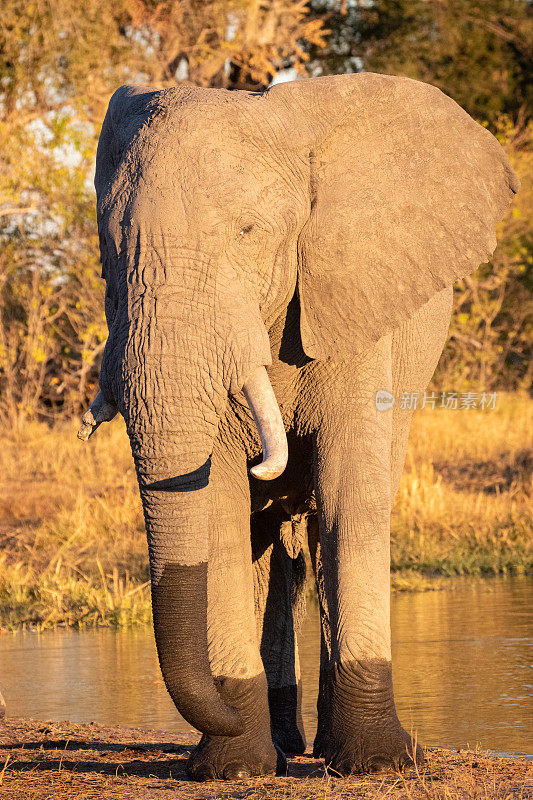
[0,393,530,628]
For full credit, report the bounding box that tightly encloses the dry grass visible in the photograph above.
[392,392,532,578]
[0,418,149,629]
[0,719,531,800]
[0,394,531,629]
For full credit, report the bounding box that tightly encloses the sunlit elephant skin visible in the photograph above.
[81,73,518,780]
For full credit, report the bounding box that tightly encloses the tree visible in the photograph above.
[308,0,532,128]
[125,0,327,91]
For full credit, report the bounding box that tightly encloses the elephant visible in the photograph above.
[78,73,518,780]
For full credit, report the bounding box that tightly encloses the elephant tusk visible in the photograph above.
[77,390,118,441]
[242,366,288,480]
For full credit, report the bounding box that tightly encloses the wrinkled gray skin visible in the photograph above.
[80,74,518,780]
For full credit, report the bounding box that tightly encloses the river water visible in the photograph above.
[1,577,531,755]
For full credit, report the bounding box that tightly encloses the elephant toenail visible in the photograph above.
[223,763,251,780]
[367,756,392,773]
[189,763,217,781]
[398,752,417,770]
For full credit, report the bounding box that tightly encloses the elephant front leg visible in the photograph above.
[312,358,423,775]
[186,447,283,781]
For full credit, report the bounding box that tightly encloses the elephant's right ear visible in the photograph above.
[270,74,519,360]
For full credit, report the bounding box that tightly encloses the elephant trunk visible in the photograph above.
[79,247,287,735]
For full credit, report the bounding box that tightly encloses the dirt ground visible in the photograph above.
[0,719,531,800]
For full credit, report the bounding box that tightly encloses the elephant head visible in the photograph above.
[79,74,518,736]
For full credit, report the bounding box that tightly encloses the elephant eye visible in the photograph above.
[239,224,254,237]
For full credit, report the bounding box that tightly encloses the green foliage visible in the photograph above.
[391,517,531,577]
[0,556,151,629]
[0,113,105,424]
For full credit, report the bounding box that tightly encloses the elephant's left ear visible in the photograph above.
[272,74,519,360]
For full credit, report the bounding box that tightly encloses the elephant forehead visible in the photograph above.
[132,140,290,204]
[119,98,298,196]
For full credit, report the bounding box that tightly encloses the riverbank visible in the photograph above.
[0,719,530,800]
[0,393,531,629]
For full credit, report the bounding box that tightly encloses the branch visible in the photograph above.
[0,207,36,218]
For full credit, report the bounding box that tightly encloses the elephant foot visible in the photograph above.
[187,734,285,781]
[319,720,424,776]
[314,660,425,775]
[268,686,306,756]
[186,673,285,781]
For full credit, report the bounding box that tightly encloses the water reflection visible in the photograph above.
[390,577,532,754]
[0,577,531,754]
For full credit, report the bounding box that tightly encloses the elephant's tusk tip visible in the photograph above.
[77,408,96,441]
[249,458,287,481]
[243,366,289,482]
